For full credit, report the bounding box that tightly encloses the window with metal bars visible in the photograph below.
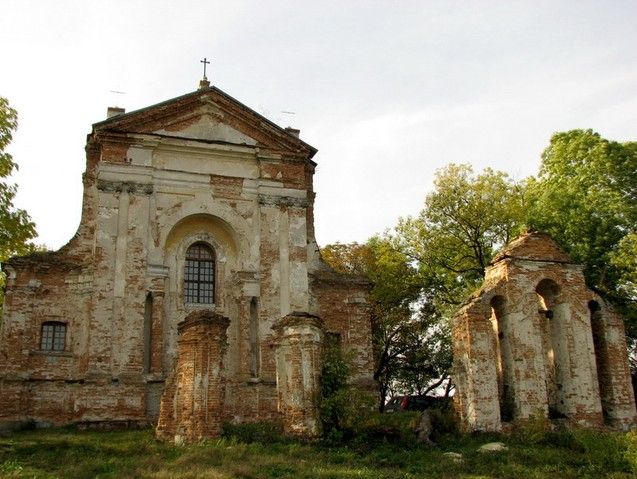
[184,243,215,304]
[40,322,66,351]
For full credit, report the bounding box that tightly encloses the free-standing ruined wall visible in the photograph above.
[453,231,637,432]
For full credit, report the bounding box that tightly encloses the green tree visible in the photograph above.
[611,233,637,299]
[323,165,528,409]
[527,129,637,334]
[0,97,37,307]
[391,305,451,397]
[320,242,373,277]
[384,164,527,401]
[322,239,437,410]
[394,163,527,310]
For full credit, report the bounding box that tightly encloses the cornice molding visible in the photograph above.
[96,179,153,195]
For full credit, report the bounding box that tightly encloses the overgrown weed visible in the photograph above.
[1,426,637,478]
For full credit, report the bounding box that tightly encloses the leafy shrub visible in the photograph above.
[320,388,375,442]
[427,407,459,441]
[318,339,456,445]
[344,406,458,446]
[320,343,350,398]
[355,411,421,445]
[318,344,374,442]
[221,421,289,444]
[511,410,551,444]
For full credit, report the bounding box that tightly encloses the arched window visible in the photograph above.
[41,322,66,351]
[184,242,215,304]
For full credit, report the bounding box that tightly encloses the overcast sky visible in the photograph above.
[2,1,636,250]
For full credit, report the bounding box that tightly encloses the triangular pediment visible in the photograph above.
[92,87,316,161]
[491,231,573,264]
[152,110,258,146]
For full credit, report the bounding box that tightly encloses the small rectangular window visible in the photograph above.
[41,322,66,351]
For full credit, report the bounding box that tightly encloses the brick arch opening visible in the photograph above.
[491,295,514,422]
[536,278,566,418]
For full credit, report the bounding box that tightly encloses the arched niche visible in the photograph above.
[162,214,241,368]
[164,214,239,311]
[165,213,239,260]
[535,278,565,418]
[159,202,253,271]
[536,279,559,313]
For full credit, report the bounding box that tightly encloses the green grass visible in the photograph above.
[0,426,636,478]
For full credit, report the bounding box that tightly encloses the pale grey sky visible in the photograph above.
[2,1,636,249]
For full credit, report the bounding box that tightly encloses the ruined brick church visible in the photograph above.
[2,77,635,442]
[0,79,374,440]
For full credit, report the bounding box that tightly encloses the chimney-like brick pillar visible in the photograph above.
[155,310,229,443]
[593,308,637,430]
[274,312,323,437]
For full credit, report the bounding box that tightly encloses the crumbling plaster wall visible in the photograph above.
[88,130,319,423]
[273,313,324,436]
[0,261,96,425]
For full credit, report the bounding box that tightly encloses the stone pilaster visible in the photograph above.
[274,312,323,437]
[155,310,229,443]
[149,291,164,375]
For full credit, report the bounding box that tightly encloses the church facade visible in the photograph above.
[0,81,374,437]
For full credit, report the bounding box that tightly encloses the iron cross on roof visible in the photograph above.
[200,57,211,80]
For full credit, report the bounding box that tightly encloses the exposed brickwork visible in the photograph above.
[453,231,637,432]
[156,310,229,443]
[310,269,374,389]
[274,313,323,436]
[260,162,309,189]
[0,85,374,437]
[210,175,243,199]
